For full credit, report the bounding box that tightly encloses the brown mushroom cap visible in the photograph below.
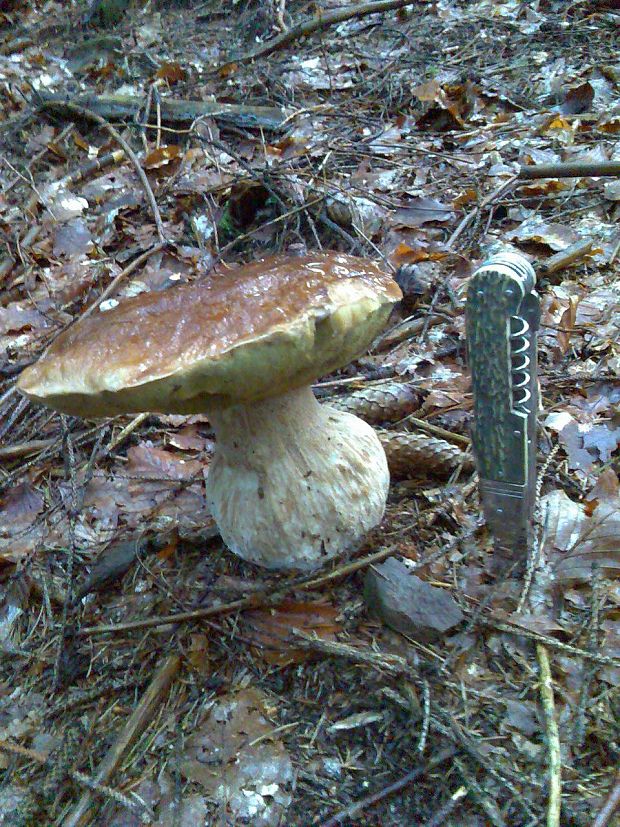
[18,252,401,416]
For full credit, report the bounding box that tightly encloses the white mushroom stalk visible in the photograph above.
[208,386,389,569]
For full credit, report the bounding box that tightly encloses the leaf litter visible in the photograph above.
[0,0,619,824]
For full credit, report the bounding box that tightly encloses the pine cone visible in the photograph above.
[327,382,421,423]
[378,430,473,478]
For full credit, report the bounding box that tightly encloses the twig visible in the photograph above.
[416,678,431,754]
[433,714,541,802]
[107,412,150,453]
[455,756,506,827]
[372,314,446,352]
[593,770,620,827]
[518,161,620,180]
[0,437,56,460]
[400,414,471,448]
[71,769,153,822]
[63,654,180,827]
[536,643,562,827]
[4,123,74,193]
[572,565,602,747]
[81,545,400,634]
[318,747,456,827]
[275,0,287,31]
[517,443,559,614]
[0,740,48,764]
[0,741,151,822]
[217,195,325,258]
[446,176,516,249]
[422,785,467,827]
[224,0,420,66]
[39,100,167,244]
[539,239,594,275]
[609,233,620,266]
[292,631,417,674]
[479,616,620,667]
[52,420,79,692]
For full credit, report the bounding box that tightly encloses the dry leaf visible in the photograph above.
[143,145,182,170]
[541,490,620,586]
[391,198,454,228]
[181,689,293,827]
[560,82,594,115]
[510,220,579,251]
[243,599,341,665]
[155,61,186,83]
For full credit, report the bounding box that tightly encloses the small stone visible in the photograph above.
[364,557,464,641]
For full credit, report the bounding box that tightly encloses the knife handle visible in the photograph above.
[466,253,540,553]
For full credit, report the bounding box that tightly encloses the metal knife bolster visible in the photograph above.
[478,479,531,549]
[466,253,540,551]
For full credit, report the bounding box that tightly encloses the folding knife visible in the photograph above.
[466,252,540,561]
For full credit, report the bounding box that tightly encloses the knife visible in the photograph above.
[466,252,540,564]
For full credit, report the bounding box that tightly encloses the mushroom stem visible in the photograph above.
[207,385,389,569]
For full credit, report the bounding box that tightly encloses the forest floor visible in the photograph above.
[0,0,619,825]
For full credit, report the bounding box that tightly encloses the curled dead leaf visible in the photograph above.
[242,599,341,665]
[143,145,182,170]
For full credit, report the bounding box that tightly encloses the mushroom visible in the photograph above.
[17,252,402,569]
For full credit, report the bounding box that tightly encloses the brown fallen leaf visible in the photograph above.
[143,145,181,170]
[242,599,341,665]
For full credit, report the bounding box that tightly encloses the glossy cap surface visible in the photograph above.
[18,252,401,416]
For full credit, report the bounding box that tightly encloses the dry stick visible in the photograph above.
[0,186,40,283]
[4,122,75,194]
[81,545,399,635]
[39,100,167,245]
[319,747,456,827]
[539,238,594,275]
[0,741,150,821]
[372,314,446,352]
[479,617,619,668]
[107,412,150,453]
[52,421,80,692]
[0,740,48,764]
[517,161,620,180]
[217,195,325,258]
[400,414,471,448]
[536,643,562,827]
[609,234,620,266]
[224,0,419,65]
[0,438,56,460]
[592,770,620,827]
[63,654,180,827]
[454,756,506,827]
[446,176,517,249]
[422,786,467,827]
[293,631,414,674]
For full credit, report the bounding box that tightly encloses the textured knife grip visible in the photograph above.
[466,253,539,555]
[467,269,517,480]
[466,254,539,484]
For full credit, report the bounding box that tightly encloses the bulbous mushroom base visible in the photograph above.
[207,386,389,570]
